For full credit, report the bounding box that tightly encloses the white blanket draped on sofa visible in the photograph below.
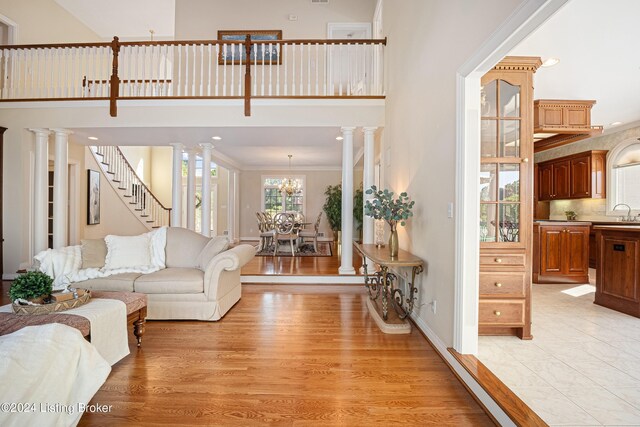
[0,324,111,427]
[35,227,167,290]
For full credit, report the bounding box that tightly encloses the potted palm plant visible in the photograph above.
[364,185,415,257]
[323,184,342,242]
[353,185,364,242]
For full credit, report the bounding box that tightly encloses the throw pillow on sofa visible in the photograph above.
[197,236,230,269]
[80,239,107,268]
[104,234,152,269]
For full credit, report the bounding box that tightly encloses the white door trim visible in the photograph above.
[0,13,18,44]
[454,0,570,354]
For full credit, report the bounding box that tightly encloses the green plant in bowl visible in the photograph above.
[9,271,53,303]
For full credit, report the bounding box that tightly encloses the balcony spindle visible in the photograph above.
[261,43,265,96]
[268,42,272,96]
[223,44,227,96]
[214,44,219,96]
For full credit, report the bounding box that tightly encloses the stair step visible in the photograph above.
[146,220,155,223]
[140,214,150,217]
[123,195,132,198]
[152,226,161,229]
[100,162,109,166]
[117,186,127,190]
[106,170,115,174]
[112,179,121,183]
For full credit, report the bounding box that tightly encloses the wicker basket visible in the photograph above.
[12,291,91,315]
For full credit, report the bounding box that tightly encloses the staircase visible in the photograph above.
[90,146,171,229]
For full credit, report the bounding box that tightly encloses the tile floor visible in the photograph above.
[478,270,640,426]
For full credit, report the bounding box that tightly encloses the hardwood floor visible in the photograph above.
[73,284,492,426]
[241,241,363,276]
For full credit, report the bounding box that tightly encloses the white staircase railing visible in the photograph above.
[90,145,171,229]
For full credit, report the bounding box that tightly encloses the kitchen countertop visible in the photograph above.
[535,219,640,226]
[593,225,640,232]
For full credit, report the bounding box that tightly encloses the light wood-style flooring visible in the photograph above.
[70,284,490,426]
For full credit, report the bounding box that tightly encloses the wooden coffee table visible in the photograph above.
[0,291,148,346]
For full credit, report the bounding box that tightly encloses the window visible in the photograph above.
[607,139,640,215]
[262,176,305,216]
[182,153,217,178]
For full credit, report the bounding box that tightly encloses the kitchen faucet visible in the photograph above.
[612,203,634,221]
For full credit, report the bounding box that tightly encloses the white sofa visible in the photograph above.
[78,227,255,321]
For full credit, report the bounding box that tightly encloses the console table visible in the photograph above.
[353,243,424,334]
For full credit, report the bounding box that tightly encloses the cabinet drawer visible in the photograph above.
[479,272,526,297]
[479,254,525,267]
[479,300,525,326]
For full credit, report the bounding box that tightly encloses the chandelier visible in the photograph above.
[279,154,301,196]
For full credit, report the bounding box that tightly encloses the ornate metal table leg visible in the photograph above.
[381,266,389,320]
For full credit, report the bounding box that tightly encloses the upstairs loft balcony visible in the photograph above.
[0,35,386,117]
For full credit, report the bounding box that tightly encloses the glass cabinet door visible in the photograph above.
[480,78,523,244]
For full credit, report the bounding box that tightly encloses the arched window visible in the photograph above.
[607,138,640,216]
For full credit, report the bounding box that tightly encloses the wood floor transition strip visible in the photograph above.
[448,348,548,427]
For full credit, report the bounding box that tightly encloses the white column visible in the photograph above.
[169,143,183,228]
[339,127,356,275]
[228,170,237,242]
[30,128,50,253]
[362,127,377,245]
[186,148,197,230]
[51,128,72,249]
[199,143,213,237]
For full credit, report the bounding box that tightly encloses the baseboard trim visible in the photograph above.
[2,273,18,280]
[241,275,365,284]
[409,314,516,427]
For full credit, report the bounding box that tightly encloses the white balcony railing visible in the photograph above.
[0,36,386,116]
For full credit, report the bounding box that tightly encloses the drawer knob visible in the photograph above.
[495,282,503,288]
[494,311,501,316]
[495,258,503,263]
[522,158,529,163]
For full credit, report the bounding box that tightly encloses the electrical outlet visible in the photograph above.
[223,230,228,235]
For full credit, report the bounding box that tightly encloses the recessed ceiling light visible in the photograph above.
[610,121,623,126]
[88,136,98,141]
[541,57,560,67]
[212,136,222,140]
[336,136,344,141]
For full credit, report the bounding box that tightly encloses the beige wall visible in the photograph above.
[383,0,525,346]
[0,0,101,43]
[82,150,149,239]
[239,169,341,239]
[536,125,640,220]
[150,146,173,208]
[175,0,376,40]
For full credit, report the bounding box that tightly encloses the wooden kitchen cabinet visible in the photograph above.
[533,222,590,284]
[479,57,540,340]
[594,226,640,318]
[537,150,607,201]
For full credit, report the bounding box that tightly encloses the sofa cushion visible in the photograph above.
[165,227,210,268]
[197,236,230,269]
[133,268,204,294]
[77,273,142,292]
[104,234,151,269]
[80,239,107,269]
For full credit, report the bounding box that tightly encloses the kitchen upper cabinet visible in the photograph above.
[537,150,607,201]
[533,222,590,284]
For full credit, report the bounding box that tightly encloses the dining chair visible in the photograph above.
[257,212,275,251]
[298,211,322,252]
[273,212,298,256]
